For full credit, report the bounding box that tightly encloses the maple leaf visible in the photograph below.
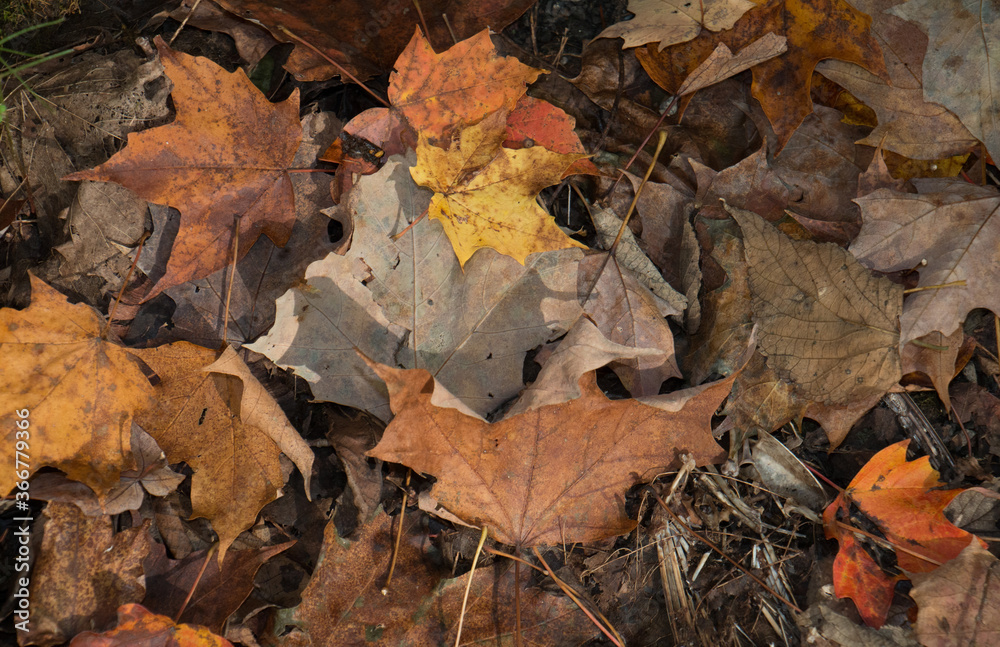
[132,343,313,561]
[729,203,902,404]
[599,0,756,50]
[411,115,588,266]
[636,0,887,151]
[69,603,234,647]
[889,0,1000,165]
[247,156,583,421]
[823,440,986,628]
[366,345,749,547]
[64,36,302,301]
[0,275,154,500]
[851,180,1000,343]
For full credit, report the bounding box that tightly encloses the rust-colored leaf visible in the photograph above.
[69,603,233,647]
[0,275,154,500]
[823,440,986,627]
[366,346,749,547]
[64,37,301,301]
[637,0,887,151]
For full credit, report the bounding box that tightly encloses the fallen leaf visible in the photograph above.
[212,1,534,83]
[823,440,986,627]
[169,0,280,68]
[279,510,595,645]
[103,424,187,514]
[676,33,788,96]
[636,0,887,151]
[509,316,666,413]
[503,95,601,176]
[69,603,234,647]
[22,503,151,647]
[133,342,310,560]
[142,540,293,633]
[325,411,384,520]
[900,328,964,410]
[600,0,756,50]
[64,37,302,301]
[910,540,1000,647]
[889,0,1000,164]
[578,252,682,396]
[366,344,749,547]
[729,202,902,404]
[851,180,1000,343]
[411,114,587,266]
[248,156,583,420]
[0,275,154,500]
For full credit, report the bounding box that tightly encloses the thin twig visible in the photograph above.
[647,487,804,613]
[610,130,667,255]
[903,280,966,294]
[602,93,680,199]
[411,0,431,41]
[442,14,458,45]
[221,215,240,346]
[835,520,942,567]
[104,232,148,339]
[454,525,488,647]
[169,0,203,45]
[175,543,216,622]
[276,26,389,107]
[383,469,411,592]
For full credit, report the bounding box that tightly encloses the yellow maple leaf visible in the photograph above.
[409,115,588,267]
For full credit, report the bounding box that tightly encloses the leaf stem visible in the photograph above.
[383,469,410,593]
[903,280,966,294]
[454,525,488,647]
[175,543,216,622]
[609,129,667,256]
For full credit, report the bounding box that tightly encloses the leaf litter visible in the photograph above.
[2,1,1000,644]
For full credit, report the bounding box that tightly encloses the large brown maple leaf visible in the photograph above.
[64,36,302,301]
[367,354,747,548]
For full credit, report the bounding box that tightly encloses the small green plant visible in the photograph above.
[1,18,74,123]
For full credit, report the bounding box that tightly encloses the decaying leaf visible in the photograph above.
[0,275,155,500]
[69,603,234,647]
[910,540,1000,647]
[600,0,756,50]
[247,156,583,421]
[889,0,1000,164]
[729,202,902,404]
[64,37,302,301]
[823,440,986,627]
[367,341,750,547]
[852,180,1000,343]
[133,342,311,561]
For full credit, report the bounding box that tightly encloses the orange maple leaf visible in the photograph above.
[823,440,986,627]
[64,36,302,301]
[69,603,233,647]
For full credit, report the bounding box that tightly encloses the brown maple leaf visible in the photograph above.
[637,0,887,151]
[0,275,155,500]
[64,36,302,301]
[366,344,750,547]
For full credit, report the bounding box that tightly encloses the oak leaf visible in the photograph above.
[132,343,312,561]
[599,0,755,50]
[411,114,588,266]
[64,36,302,301]
[890,0,1000,164]
[636,0,887,151]
[852,180,1000,344]
[366,347,748,547]
[823,440,986,627]
[69,604,233,647]
[0,275,154,500]
[729,202,902,404]
[247,156,583,421]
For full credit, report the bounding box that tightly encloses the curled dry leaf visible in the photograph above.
[728,202,902,404]
[599,0,755,50]
[823,440,986,628]
[851,181,1000,344]
[133,342,310,561]
[0,275,154,500]
[64,37,302,301]
[366,339,751,547]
